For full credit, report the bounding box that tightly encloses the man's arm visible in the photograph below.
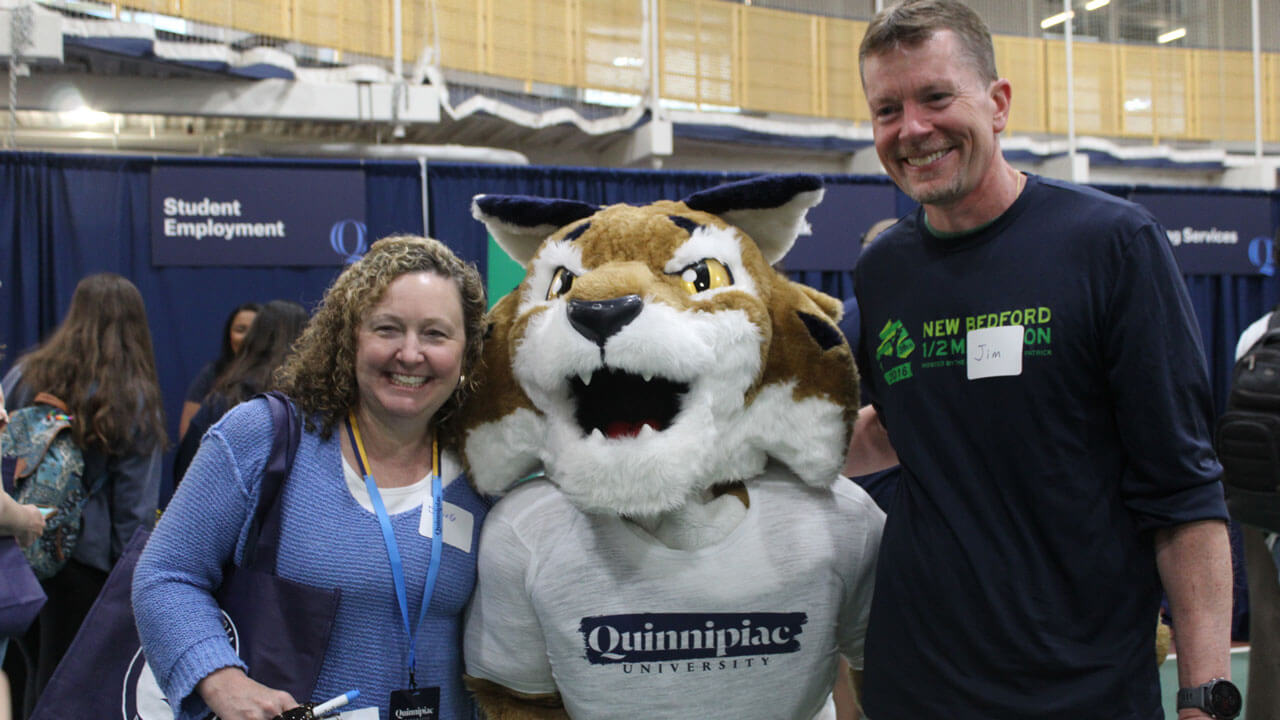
[843,405,899,477]
[1153,518,1233,720]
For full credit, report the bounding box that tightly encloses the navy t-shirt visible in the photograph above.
[854,174,1227,719]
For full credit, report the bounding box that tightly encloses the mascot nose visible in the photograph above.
[568,296,643,347]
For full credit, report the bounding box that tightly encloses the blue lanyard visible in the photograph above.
[346,415,443,688]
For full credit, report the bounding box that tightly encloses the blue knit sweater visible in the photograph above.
[133,398,487,720]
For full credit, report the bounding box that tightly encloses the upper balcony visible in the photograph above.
[2,0,1278,186]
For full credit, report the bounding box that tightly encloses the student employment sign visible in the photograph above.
[151,166,367,266]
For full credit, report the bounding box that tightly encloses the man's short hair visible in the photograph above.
[859,0,998,84]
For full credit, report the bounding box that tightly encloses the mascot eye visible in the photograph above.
[675,259,733,295]
[547,267,576,300]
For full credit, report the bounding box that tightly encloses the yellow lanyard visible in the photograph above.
[347,412,439,481]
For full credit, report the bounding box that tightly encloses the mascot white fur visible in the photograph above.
[459,174,885,719]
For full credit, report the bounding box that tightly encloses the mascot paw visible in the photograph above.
[466,676,569,720]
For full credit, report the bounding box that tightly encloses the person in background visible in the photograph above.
[172,300,309,487]
[838,217,899,515]
[179,302,260,440]
[0,387,46,549]
[2,273,166,715]
[831,217,900,720]
[847,1,1234,718]
[1232,311,1280,720]
[0,383,46,720]
[134,236,489,720]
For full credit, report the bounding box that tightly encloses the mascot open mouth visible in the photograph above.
[570,367,689,439]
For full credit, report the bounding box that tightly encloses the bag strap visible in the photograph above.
[1246,310,1280,352]
[31,392,68,412]
[239,391,301,573]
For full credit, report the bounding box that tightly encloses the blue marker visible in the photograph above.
[312,690,360,717]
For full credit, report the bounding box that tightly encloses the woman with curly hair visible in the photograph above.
[2,272,166,712]
[134,235,489,720]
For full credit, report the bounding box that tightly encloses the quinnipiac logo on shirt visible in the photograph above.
[580,612,806,670]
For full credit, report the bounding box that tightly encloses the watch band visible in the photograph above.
[1176,678,1242,719]
[1176,685,1205,711]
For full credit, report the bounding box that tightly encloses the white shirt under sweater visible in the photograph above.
[341,451,460,514]
[464,464,885,720]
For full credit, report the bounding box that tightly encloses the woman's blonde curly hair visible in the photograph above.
[275,234,487,444]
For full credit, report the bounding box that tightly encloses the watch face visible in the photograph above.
[1210,681,1243,717]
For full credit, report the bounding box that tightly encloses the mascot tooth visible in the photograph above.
[461,174,886,720]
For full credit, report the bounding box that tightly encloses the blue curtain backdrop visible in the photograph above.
[3,153,1279,633]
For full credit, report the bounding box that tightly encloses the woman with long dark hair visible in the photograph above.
[179,302,260,439]
[2,272,166,713]
[172,300,309,485]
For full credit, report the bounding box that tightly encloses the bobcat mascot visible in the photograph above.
[460,174,885,719]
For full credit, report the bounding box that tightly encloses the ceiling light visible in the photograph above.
[1123,97,1152,112]
[1157,27,1187,43]
[1084,0,1110,10]
[62,106,112,126]
[1040,11,1074,30]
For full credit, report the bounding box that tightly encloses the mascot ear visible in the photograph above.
[471,195,599,266]
[683,174,825,265]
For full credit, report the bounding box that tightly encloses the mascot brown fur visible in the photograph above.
[459,175,885,719]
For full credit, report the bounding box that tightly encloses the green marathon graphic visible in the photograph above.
[876,318,916,385]
[880,306,1055,374]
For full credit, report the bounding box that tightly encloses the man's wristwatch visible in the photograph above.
[1176,678,1242,719]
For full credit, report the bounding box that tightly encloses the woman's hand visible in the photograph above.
[12,503,46,548]
[0,492,46,548]
[197,667,299,720]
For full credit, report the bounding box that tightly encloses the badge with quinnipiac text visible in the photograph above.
[389,686,440,718]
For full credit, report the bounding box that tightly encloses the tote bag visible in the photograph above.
[29,392,341,719]
[0,536,45,637]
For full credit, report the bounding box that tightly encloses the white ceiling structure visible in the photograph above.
[2,0,1278,188]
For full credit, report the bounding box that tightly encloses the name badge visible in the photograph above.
[966,325,1024,380]
[419,501,474,553]
[389,686,440,718]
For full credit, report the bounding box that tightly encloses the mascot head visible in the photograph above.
[463,174,858,517]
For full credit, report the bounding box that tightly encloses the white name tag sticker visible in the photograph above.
[966,325,1024,380]
[337,707,378,720]
[419,500,475,553]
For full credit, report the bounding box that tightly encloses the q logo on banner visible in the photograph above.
[330,219,369,264]
[122,610,240,719]
[1249,236,1275,277]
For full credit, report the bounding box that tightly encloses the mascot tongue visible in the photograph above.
[604,420,661,438]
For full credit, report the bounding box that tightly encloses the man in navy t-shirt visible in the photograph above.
[847,2,1235,718]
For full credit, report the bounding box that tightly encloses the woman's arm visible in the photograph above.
[0,378,46,547]
[106,444,162,563]
[133,403,279,720]
[179,400,201,441]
